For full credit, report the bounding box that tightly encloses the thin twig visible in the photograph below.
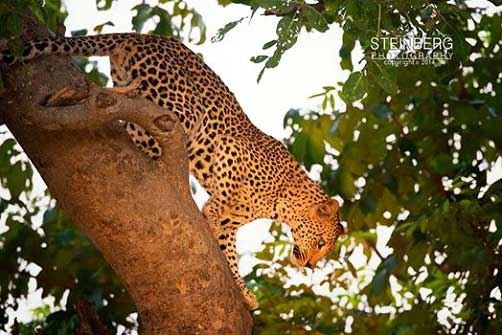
[377,4,382,38]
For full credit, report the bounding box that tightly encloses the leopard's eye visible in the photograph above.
[318,238,325,248]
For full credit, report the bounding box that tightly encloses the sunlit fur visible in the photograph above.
[1,34,345,310]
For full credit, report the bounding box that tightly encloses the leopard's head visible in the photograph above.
[290,198,344,269]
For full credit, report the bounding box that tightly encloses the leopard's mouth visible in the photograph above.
[290,245,316,268]
[290,245,305,267]
[290,244,325,269]
[292,245,301,258]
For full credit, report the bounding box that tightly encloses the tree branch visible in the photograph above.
[75,300,110,335]
[28,85,173,133]
[24,84,183,163]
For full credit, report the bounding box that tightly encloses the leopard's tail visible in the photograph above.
[0,33,136,65]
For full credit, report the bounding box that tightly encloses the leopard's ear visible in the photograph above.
[317,198,339,219]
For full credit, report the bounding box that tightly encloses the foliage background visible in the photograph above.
[0,0,501,334]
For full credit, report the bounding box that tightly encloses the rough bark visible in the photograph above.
[0,17,252,335]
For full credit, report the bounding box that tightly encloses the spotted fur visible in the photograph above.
[1,33,344,310]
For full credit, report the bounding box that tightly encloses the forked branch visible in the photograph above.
[24,85,184,167]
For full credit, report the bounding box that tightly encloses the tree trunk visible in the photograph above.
[0,17,252,335]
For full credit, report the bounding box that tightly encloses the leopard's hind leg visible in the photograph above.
[201,137,258,310]
[202,199,258,310]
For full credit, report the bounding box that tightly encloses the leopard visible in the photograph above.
[1,33,344,310]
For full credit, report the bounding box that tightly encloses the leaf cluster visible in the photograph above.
[242,1,502,334]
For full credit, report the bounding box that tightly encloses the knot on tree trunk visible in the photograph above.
[95,92,117,109]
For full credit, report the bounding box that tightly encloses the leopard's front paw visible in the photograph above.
[242,288,259,311]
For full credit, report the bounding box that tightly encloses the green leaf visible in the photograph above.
[264,50,281,69]
[250,55,268,63]
[368,61,398,95]
[276,16,300,51]
[250,0,292,12]
[96,0,114,11]
[42,0,69,33]
[152,6,174,37]
[340,31,355,71]
[256,14,301,80]
[71,29,88,37]
[132,4,153,33]
[283,108,300,128]
[369,255,396,295]
[73,58,108,87]
[93,21,114,33]
[291,132,308,162]
[256,67,265,83]
[262,40,277,49]
[340,71,367,103]
[5,161,32,199]
[211,17,244,43]
[301,4,328,32]
[189,11,206,45]
[308,130,326,164]
[217,0,233,6]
